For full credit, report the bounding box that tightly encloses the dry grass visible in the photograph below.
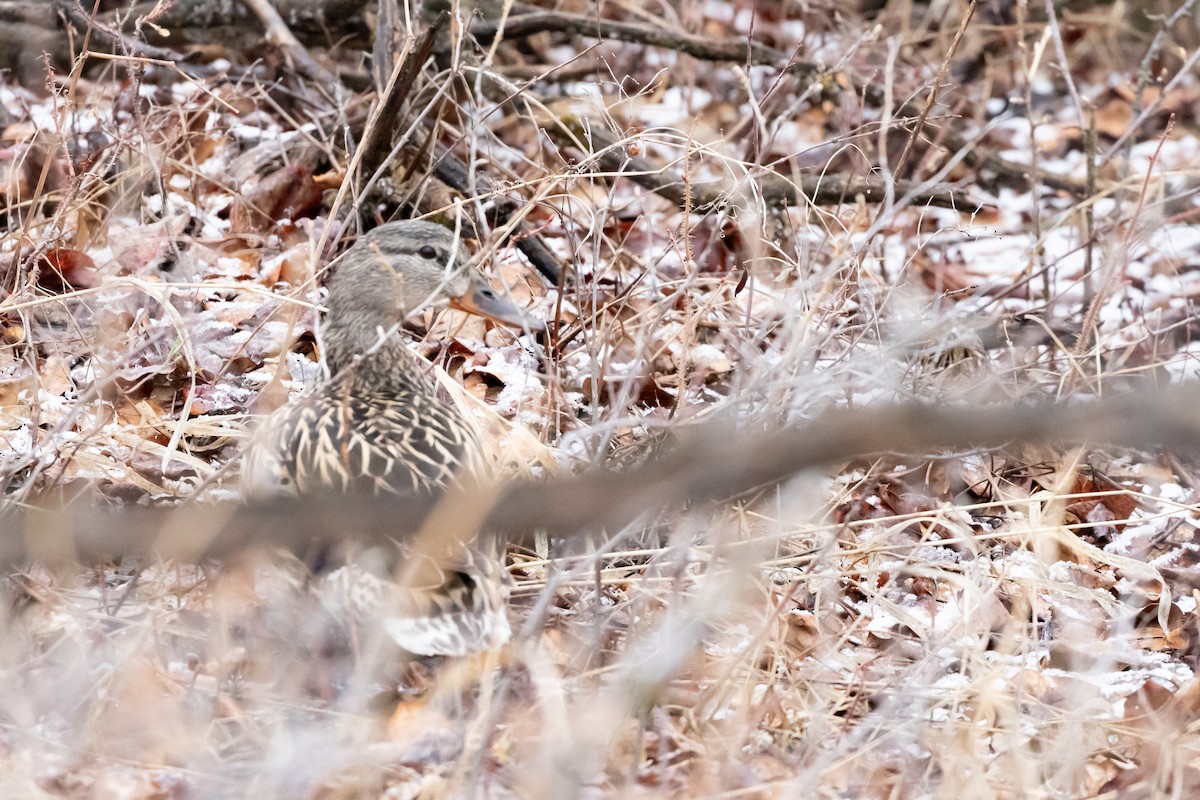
[1,0,1200,797]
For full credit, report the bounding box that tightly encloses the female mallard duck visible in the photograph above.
[244,219,537,657]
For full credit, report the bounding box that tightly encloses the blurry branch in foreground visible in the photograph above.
[3,387,1199,567]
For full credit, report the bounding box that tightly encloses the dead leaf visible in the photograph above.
[230,162,324,233]
[37,248,99,291]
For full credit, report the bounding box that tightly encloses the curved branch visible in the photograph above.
[5,386,1200,566]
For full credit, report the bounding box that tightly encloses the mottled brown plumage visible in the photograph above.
[244,220,536,657]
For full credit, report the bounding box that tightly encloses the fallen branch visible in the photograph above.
[241,0,341,89]
[547,117,969,211]
[5,386,1199,566]
[426,141,565,285]
[356,16,445,184]
[51,0,215,78]
[471,11,819,79]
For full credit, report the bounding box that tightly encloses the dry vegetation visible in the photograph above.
[2,0,1200,797]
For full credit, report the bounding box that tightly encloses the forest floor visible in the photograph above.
[2,0,1200,797]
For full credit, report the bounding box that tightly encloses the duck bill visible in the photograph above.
[452,275,545,331]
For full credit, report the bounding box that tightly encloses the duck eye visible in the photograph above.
[418,245,439,260]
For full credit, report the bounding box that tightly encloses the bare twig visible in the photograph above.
[1103,37,1200,162]
[1065,116,1175,394]
[1041,0,1085,130]
[892,0,978,179]
[1116,0,1200,165]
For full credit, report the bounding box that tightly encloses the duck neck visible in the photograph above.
[322,316,433,394]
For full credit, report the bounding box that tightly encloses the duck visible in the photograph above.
[243,219,539,657]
